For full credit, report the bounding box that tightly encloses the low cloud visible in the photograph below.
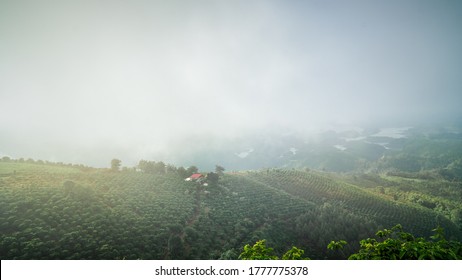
[1,0,461,166]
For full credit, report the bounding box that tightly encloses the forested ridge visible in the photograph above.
[1,159,461,259]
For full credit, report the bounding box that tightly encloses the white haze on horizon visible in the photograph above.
[1,0,462,167]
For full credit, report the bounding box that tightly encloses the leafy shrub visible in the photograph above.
[239,240,309,260]
[329,224,462,260]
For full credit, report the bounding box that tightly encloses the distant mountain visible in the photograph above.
[165,124,462,174]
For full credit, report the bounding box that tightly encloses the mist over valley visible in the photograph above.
[1,0,462,260]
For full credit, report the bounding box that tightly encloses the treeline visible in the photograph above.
[137,160,199,178]
[0,156,210,179]
[0,156,93,171]
[136,160,224,185]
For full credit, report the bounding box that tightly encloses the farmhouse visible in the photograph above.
[184,173,204,182]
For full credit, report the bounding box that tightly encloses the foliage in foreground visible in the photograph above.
[243,225,462,260]
[239,240,309,260]
[328,224,462,260]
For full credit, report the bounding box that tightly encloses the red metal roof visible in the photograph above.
[190,173,203,179]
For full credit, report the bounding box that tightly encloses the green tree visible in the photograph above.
[327,240,347,250]
[166,164,177,174]
[138,160,150,173]
[168,235,184,259]
[111,159,121,171]
[1,156,11,162]
[138,160,162,174]
[328,224,462,260]
[239,240,278,260]
[186,166,199,177]
[215,165,225,176]
[220,249,239,260]
[155,161,166,174]
[239,240,309,260]
[206,172,219,186]
[177,166,189,178]
[282,246,310,260]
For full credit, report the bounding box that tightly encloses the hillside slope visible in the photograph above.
[0,161,460,259]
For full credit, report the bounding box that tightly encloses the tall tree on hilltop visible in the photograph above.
[155,161,166,174]
[111,159,121,172]
[186,166,199,177]
[177,166,189,178]
[215,165,225,176]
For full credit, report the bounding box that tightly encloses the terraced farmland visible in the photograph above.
[0,162,460,259]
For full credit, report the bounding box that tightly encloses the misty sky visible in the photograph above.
[1,0,462,167]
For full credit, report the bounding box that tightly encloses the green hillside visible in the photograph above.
[245,170,461,236]
[0,161,461,259]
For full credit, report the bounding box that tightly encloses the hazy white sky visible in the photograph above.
[1,0,461,166]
